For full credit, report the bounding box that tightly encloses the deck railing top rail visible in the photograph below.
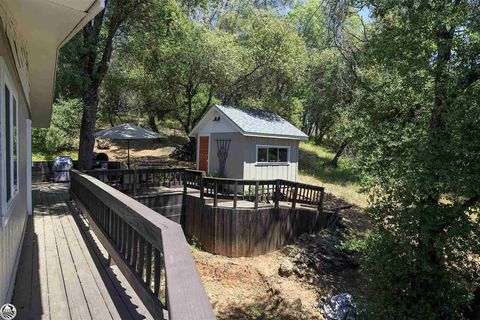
[83,167,324,210]
[70,170,214,320]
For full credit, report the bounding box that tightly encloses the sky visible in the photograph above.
[359,6,372,23]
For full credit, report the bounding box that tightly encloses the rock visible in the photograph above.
[292,298,303,310]
[294,266,305,278]
[298,233,310,242]
[319,293,358,320]
[278,260,295,277]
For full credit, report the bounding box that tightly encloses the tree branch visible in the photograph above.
[462,194,480,208]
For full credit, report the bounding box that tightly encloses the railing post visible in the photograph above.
[254,181,259,210]
[318,189,324,212]
[183,170,187,194]
[233,181,238,209]
[200,176,204,200]
[213,180,218,207]
[133,169,137,197]
[292,184,298,209]
[274,180,279,208]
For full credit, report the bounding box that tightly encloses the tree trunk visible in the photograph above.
[78,85,100,169]
[76,0,143,170]
[148,114,159,133]
[314,122,332,145]
[107,107,115,127]
[326,140,349,167]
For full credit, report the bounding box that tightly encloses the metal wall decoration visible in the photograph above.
[216,139,231,177]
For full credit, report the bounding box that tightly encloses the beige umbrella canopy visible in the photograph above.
[95,123,165,169]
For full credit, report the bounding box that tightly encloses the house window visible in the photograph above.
[4,82,18,204]
[256,146,289,164]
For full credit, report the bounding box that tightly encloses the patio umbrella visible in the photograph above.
[95,123,165,169]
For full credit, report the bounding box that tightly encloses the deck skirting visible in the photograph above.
[184,195,327,257]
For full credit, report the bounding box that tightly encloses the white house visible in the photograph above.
[189,105,309,181]
[0,0,103,305]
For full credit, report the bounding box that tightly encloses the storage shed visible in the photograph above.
[189,105,308,181]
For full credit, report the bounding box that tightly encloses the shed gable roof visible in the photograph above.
[189,105,308,140]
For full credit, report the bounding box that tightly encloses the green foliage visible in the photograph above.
[352,1,480,318]
[207,171,224,178]
[338,231,371,252]
[32,99,84,156]
[111,0,308,134]
[300,140,359,186]
[298,141,367,207]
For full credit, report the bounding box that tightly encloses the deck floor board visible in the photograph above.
[12,183,152,320]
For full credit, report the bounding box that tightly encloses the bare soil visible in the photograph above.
[192,194,369,320]
[94,133,193,168]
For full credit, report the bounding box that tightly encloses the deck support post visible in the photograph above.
[233,181,238,209]
[318,189,324,212]
[274,180,280,208]
[213,180,218,207]
[292,185,298,209]
[200,177,204,200]
[254,181,259,210]
[133,169,137,197]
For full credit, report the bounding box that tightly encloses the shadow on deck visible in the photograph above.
[11,183,153,320]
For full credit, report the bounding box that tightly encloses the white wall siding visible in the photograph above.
[0,25,29,304]
[197,110,237,135]
[243,137,299,181]
[209,132,244,178]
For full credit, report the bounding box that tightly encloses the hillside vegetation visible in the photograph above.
[298,142,367,208]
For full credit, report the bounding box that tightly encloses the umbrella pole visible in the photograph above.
[127,139,130,170]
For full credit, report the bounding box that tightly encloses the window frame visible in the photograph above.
[0,57,20,225]
[255,145,290,166]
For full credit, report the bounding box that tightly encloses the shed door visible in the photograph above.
[199,136,209,172]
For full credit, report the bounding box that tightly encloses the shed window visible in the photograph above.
[256,146,289,163]
[257,147,267,162]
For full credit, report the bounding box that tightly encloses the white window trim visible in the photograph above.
[255,144,290,166]
[0,56,20,226]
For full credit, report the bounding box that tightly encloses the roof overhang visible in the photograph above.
[2,0,105,127]
[241,132,309,140]
[189,105,309,141]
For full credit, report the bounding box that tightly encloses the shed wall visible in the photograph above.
[243,136,299,181]
[197,109,237,135]
[209,132,244,178]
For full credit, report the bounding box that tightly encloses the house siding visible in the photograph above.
[0,24,29,304]
[243,136,299,181]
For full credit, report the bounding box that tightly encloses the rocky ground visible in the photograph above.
[192,193,370,320]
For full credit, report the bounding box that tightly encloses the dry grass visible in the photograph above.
[298,142,368,208]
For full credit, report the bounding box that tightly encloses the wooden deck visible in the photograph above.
[12,183,153,320]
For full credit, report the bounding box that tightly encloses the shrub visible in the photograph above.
[32,98,84,155]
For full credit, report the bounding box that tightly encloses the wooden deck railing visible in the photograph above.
[84,167,186,196]
[190,176,324,210]
[83,168,324,210]
[70,170,215,320]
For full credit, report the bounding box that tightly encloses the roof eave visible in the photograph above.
[27,0,105,128]
[242,132,309,141]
